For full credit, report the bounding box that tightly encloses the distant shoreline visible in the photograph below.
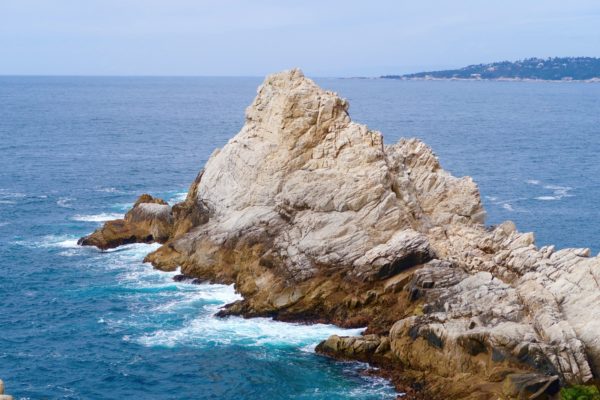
[379,76,600,83]
[381,57,600,83]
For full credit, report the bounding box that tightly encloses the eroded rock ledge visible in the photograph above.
[79,69,600,399]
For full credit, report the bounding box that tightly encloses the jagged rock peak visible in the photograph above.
[193,68,485,282]
[245,68,350,140]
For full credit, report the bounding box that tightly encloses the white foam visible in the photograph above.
[55,238,80,248]
[111,267,365,350]
[113,202,134,211]
[544,184,570,191]
[0,200,16,204]
[104,242,161,256]
[59,249,80,257]
[346,378,399,399]
[71,212,124,222]
[0,190,26,198]
[544,185,573,198]
[96,187,121,193]
[168,191,188,204]
[526,179,541,185]
[19,234,81,249]
[15,234,143,252]
[535,196,559,201]
[57,197,75,208]
[534,184,573,201]
[75,239,368,377]
[502,203,514,211]
[0,222,9,227]
[120,269,363,348]
[136,311,364,349]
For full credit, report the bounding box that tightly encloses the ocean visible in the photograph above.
[0,76,598,399]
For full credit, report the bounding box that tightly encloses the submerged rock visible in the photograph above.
[80,69,600,398]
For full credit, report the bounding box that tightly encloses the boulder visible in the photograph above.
[78,194,173,249]
[0,378,13,400]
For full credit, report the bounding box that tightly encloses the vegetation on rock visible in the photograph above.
[560,385,600,400]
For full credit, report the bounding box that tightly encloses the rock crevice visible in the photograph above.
[80,69,600,399]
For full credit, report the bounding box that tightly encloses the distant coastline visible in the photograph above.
[380,76,600,83]
[381,57,600,82]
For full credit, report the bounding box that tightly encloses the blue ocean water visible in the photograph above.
[0,76,599,399]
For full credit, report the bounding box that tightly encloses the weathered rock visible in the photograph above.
[0,379,13,400]
[170,170,210,238]
[502,373,560,399]
[78,194,174,249]
[82,69,600,398]
[316,334,388,361]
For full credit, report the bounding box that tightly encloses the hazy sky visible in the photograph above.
[1,0,599,76]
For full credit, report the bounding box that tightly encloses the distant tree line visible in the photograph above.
[383,57,600,80]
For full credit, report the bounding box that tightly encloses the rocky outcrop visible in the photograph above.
[80,69,600,398]
[78,194,173,249]
[0,379,14,400]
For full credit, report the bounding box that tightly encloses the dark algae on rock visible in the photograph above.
[79,69,600,399]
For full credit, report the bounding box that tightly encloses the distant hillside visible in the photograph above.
[383,57,600,81]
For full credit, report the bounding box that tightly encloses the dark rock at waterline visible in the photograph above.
[173,274,191,282]
[172,274,206,285]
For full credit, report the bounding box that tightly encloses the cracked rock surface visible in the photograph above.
[80,69,600,399]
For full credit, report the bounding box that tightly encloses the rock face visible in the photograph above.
[80,69,600,399]
[78,194,173,249]
[78,189,208,250]
[0,378,14,400]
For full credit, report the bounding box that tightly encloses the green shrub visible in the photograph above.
[560,385,600,400]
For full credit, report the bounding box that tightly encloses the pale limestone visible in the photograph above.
[150,69,600,386]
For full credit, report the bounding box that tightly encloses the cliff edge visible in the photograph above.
[80,69,600,399]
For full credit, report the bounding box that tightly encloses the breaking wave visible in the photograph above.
[71,212,124,222]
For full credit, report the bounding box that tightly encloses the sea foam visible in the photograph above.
[57,197,75,208]
[72,212,124,222]
[43,227,370,382]
[83,240,365,352]
[535,184,573,201]
[135,310,364,350]
[168,191,188,204]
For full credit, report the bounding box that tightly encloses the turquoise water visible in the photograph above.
[0,76,599,399]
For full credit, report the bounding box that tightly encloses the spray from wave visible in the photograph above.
[71,213,124,222]
[35,211,397,398]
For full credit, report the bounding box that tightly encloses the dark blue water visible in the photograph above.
[0,76,599,399]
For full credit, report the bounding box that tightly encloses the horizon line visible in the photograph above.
[0,73,378,79]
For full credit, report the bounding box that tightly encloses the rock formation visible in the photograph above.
[0,379,14,400]
[80,69,600,399]
[78,190,208,250]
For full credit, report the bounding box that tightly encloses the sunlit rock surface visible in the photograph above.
[81,69,600,399]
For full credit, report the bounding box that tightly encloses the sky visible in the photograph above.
[0,0,599,77]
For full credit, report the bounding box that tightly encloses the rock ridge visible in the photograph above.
[79,68,600,399]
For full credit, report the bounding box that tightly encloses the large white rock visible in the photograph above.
[191,69,483,280]
[153,68,600,386]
